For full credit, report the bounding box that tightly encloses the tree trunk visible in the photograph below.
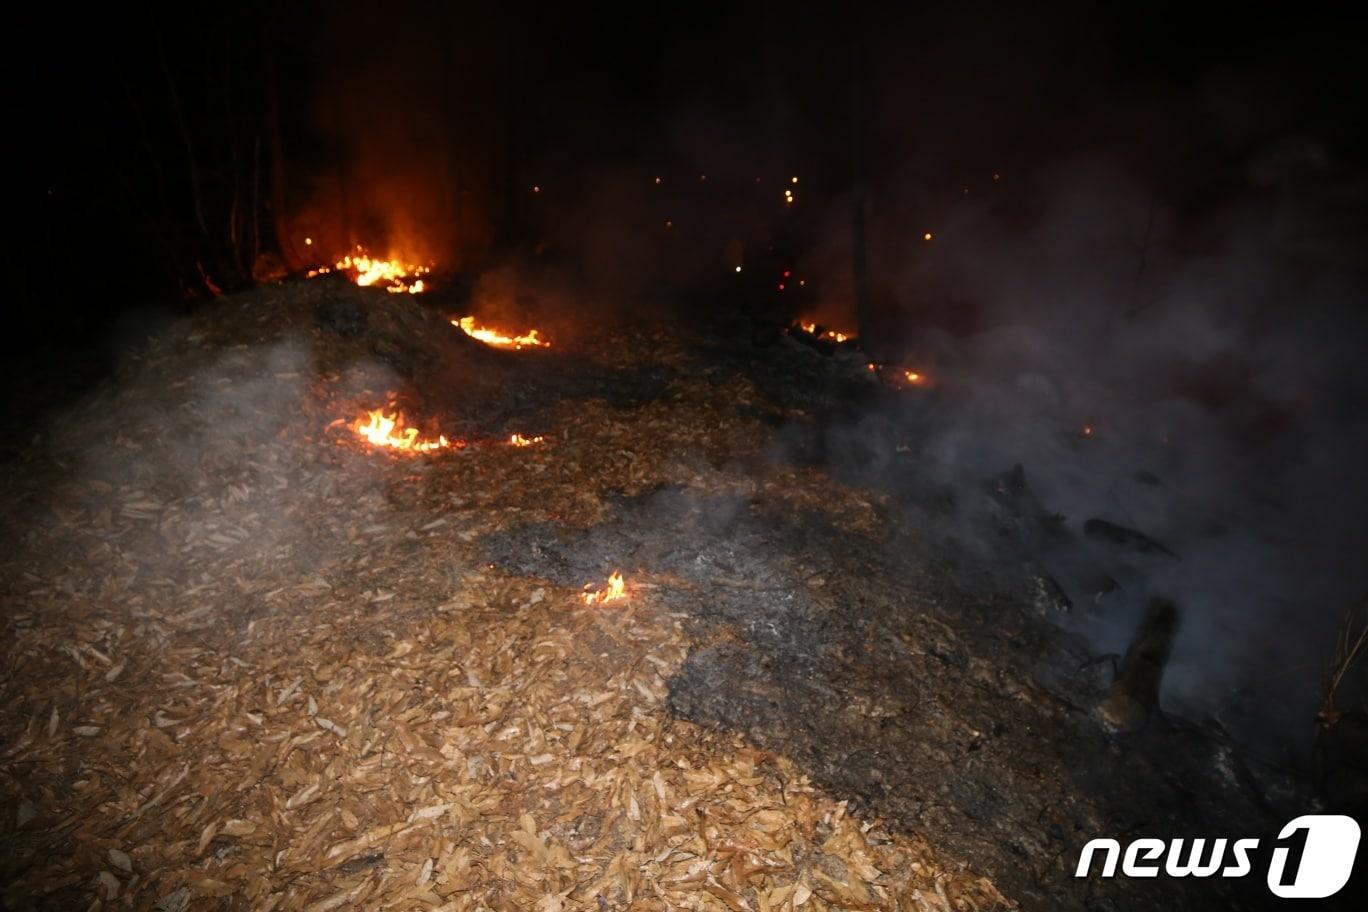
[850,22,874,351]
[262,23,298,269]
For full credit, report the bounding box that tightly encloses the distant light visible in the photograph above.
[791,176,799,184]
[777,283,785,290]
[654,176,661,184]
[1082,425,1094,437]
[532,185,541,193]
[923,232,933,241]
[799,279,806,286]
[783,270,791,277]
[304,237,313,246]
[665,219,673,228]
[735,265,742,273]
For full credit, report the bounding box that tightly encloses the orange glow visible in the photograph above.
[311,245,431,294]
[923,232,934,241]
[904,370,922,384]
[509,433,545,447]
[352,409,451,453]
[582,571,626,606]
[798,321,851,343]
[454,316,549,350]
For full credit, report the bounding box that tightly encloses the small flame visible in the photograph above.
[798,321,851,343]
[904,370,922,384]
[454,316,549,350]
[582,571,626,606]
[352,408,450,453]
[509,433,545,447]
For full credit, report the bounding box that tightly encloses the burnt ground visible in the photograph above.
[480,481,1308,911]
[0,281,1360,910]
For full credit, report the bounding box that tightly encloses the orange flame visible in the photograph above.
[509,433,545,447]
[454,316,549,349]
[307,245,430,294]
[867,364,931,390]
[352,408,451,453]
[582,571,626,606]
[798,321,852,343]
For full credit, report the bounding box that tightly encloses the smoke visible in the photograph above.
[823,140,1368,751]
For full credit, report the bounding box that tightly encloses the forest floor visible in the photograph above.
[0,280,1317,910]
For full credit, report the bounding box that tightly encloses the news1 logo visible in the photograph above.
[1075,815,1360,899]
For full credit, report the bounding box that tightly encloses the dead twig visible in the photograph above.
[1317,598,1368,729]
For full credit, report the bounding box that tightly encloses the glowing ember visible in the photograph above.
[454,316,549,350]
[352,408,451,453]
[868,363,931,390]
[509,433,545,447]
[582,571,626,606]
[798,321,851,343]
[308,245,431,294]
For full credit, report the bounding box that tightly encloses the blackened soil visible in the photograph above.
[481,484,1321,910]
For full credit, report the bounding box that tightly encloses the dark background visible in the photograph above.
[12,2,1368,344]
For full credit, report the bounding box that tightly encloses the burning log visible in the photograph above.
[1097,599,1181,732]
[1083,517,1180,560]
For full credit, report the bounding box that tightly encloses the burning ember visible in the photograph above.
[582,571,626,606]
[798,321,852,343]
[509,433,545,447]
[454,316,549,350]
[307,245,431,294]
[351,408,452,453]
[867,364,932,390]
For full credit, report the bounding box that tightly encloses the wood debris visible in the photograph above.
[0,283,1010,910]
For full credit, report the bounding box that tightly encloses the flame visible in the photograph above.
[352,408,451,453]
[867,363,931,390]
[308,245,431,294]
[582,571,626,606]
[454,316,549,349]
[798,321,851,343]
[509,433,544,447]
